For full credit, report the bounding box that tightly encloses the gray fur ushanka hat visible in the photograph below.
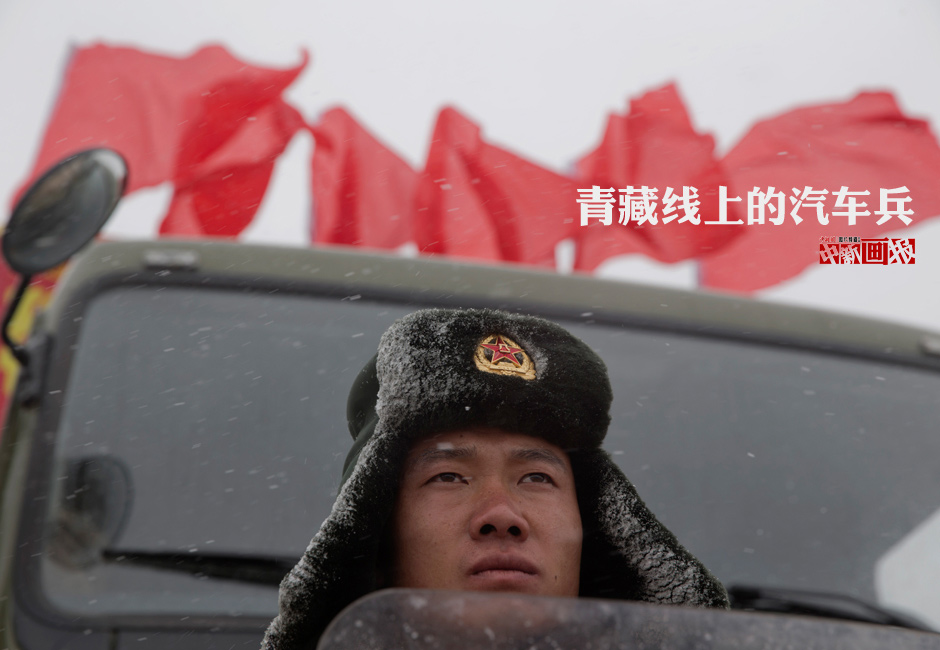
[262,308,728,649]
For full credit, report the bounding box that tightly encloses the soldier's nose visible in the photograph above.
[479,522,523,537]
[470,491,529,541]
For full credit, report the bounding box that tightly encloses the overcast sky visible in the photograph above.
[1,0,939,328]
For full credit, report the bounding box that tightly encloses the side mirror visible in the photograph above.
[1,149,127,366]
[47,455,133,569]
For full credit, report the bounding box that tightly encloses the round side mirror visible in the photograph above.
[48,455,133,569]
[3,148,127,276]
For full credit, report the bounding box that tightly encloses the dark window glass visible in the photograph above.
[37,287,940,628]
[571,322,940,629]
[41,287,412,617]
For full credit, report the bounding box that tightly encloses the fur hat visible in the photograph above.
[262,308,728,649]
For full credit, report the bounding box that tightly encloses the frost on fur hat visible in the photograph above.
[262,308,728,650]
[341,307,614,483]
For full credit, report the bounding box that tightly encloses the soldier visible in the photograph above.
[263,308,728,649]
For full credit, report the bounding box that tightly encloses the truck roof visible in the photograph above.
[47,238,940,370]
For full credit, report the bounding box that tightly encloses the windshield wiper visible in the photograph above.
[100,549,297,586]
[728,584,934,632]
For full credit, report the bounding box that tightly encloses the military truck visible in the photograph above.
[2,150,940,648]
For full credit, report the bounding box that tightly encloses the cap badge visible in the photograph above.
[474,334,536,380]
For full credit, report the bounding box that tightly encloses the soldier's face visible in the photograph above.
[390,428,582,597]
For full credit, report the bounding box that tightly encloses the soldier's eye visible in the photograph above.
[431,472,465,483]
[521,473,554,485]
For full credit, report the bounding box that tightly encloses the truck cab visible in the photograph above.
[2,151,940,648]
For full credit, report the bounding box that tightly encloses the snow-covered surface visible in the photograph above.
[1,0,938,329]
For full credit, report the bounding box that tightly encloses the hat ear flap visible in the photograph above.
[573,448,643,600]
[263,430,407,649]
[572,449,729,608]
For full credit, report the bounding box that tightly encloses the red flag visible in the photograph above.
[574,84,742,271]
[161,87,305,237]
[19,43,306,237]
[415,107,579,267]
[310,108,418,248]
[701,92,940,292]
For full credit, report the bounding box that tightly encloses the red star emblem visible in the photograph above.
[480,336,523,367]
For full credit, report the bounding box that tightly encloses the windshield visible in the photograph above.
[35,285,940,627]
[40,287,412,616]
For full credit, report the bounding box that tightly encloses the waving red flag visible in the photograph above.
[574,84,741,271]
[19,43,306,237]
[415,107,579,267]
[310,108,418,248]
[160,49,306,237]
[701,92,940,292]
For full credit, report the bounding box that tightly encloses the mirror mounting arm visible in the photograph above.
[1,275,32,367]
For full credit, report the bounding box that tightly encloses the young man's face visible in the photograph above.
[390,428,582,597]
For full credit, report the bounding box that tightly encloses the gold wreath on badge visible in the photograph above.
[474,334,536,380]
